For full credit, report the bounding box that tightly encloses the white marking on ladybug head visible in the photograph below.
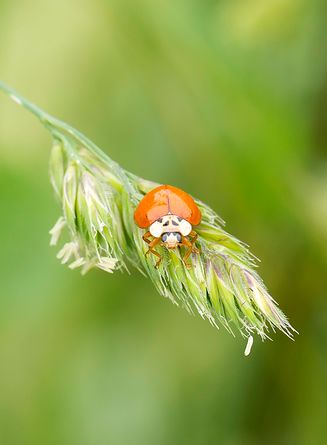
[179,219,192,236]
[149,220,164,238]
[160,214,188,233]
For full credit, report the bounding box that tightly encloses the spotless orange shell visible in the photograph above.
[134,185,201,228]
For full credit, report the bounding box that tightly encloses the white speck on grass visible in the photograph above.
[9,94,22,105]
[244,335,254,356]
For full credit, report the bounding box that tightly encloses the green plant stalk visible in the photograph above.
[0,82,297,347]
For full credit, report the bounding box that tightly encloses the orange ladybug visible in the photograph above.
[134,185,201,268]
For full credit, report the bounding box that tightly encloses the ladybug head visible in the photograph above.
[149,214,192,247]
[161,232,182,249]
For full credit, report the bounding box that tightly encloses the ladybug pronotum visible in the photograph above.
[134,185,201,268]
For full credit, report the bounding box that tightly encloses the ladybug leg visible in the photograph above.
[189,230,199,253]
[180,237,193,268]
[142,231,152,245]
[145,237,163,268]
[180,231,199,268]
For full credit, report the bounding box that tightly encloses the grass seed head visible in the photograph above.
[0,82,297,345]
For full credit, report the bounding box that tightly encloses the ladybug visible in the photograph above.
[134,185,201,268]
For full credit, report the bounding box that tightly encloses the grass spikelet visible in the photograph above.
[0,82,297,345]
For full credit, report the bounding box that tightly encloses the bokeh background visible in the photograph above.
[0,1,326,444]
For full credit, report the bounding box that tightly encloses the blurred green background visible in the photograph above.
[0,1,326,444]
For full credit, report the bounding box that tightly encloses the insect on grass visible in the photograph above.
[0,82,297,354]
